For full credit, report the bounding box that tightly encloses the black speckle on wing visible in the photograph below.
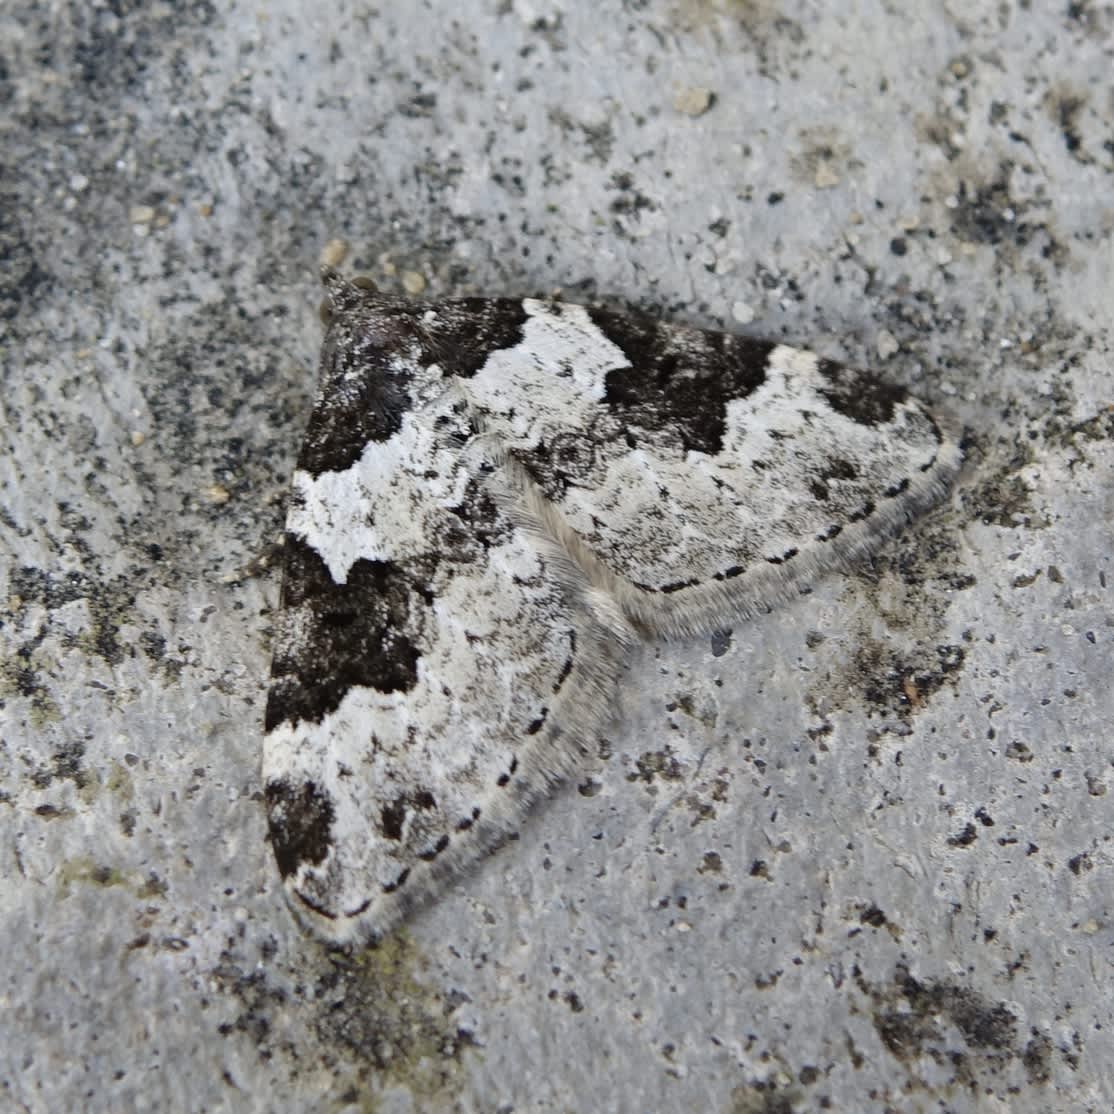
[590,307,774,456]
[808,458,859,502]
[518,428,603,499]
[382,867,411,894]
[443,476,511,552]
[265,778,336,878]
[299,312,422,477]
[815,357,908,426]
[417,834,451,861]
[297,295,527,477]
[423,298,530,378]
[380,789,437,842]
[265,535,422,732]
[552,633,576,694]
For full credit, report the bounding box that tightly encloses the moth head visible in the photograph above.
[317,267,427,382]
[319,265,379,326]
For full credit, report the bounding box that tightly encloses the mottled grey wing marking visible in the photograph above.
[263,269,961,947]
[263,289,632,944]
[458,300,962,636]
[265,511,628,943]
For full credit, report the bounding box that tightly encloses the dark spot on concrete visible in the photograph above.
[1022,1032,1053,1084]
[627,746,684,784]
[860,904,887,927]
[947,822,978,847]
[1068,852,1092,876]
[861,964,1022,1092]
[949,178,1027,246]
[847,640,968,724]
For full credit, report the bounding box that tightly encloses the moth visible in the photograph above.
[263,266,961,946]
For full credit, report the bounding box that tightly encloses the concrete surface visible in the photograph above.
[1,1,1111,1111]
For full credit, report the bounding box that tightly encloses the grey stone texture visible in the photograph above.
[1,1,1111,1111]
